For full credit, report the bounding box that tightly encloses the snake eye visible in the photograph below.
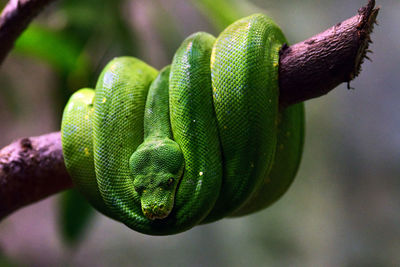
[167,178,174,186]
[134,185,145,194]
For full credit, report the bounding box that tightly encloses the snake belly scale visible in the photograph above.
[61,14,305,235]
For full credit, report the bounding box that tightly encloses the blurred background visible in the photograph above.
[0,0,399,266]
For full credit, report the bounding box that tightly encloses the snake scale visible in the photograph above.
[61,14,304,235]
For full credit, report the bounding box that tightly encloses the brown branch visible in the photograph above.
[0,132,72,219]
[0,1,379,220]
[279,0,379,108]
[0,0,57,64]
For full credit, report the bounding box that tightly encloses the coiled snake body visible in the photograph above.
[61,14,304,235]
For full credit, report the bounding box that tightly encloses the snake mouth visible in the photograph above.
[142,204,170,220]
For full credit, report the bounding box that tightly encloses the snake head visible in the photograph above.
[129,138,184,220]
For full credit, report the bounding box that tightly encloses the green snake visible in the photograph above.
[61,14,304,235]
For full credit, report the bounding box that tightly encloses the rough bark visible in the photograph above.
[0,0,379,220]
[0,132,72,219]
[279,0,379,108]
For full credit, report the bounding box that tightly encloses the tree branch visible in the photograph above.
[0,0,57,64]
[0,132,72,219]
[279,0,379,108]
[0,1,379,220]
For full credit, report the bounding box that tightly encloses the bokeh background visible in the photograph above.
[0,0,399,266]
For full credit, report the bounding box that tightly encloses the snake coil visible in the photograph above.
[61,14,304,235]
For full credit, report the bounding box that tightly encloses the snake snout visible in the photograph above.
[142,204,169,220]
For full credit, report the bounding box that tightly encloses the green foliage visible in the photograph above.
[0,74,21,117]
[58,189,94,246]
[0,1,6,11]
[193,0,258,30]
[0,248,20,266]
[61,0,137,55]
[14,25,88,73]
